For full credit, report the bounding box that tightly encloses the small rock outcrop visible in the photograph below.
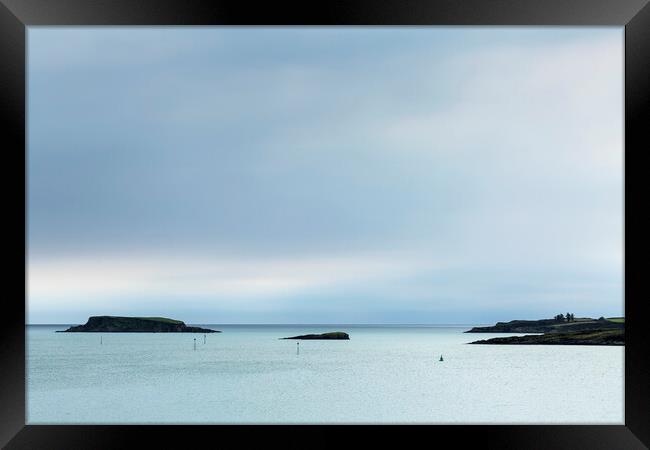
[281,332,349,340]
[58,316,220,333]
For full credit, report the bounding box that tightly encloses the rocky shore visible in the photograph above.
[469,329,624,345]
[467,316,624,346]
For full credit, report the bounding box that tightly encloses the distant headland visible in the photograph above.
[58,316,220,333]
[467,315,624,345]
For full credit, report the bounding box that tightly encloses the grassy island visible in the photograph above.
[58,316,220,333]
[281,332,350,340]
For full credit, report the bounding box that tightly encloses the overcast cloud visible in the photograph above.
[27,27,623,324]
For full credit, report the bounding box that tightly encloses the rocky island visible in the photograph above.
[281,332,349,340]
[58,316,220,333]
[467,316,624,346]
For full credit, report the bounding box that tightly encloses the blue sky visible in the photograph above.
[27,27,623,324]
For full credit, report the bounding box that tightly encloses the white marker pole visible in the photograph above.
[297,342,300,355]
[194,338,196,351]
[204,334,206,344]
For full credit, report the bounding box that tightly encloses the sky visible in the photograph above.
[27,27,623,324]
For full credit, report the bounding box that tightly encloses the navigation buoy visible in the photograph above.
[439,355,443,362]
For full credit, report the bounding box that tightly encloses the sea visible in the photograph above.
[26,325,624,424]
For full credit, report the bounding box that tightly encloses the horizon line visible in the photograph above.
[26,322,488,326]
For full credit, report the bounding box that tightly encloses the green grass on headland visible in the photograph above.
[607,317,625,323]
[134,317,183,324]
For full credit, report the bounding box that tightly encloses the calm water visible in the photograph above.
[27,325,624,424]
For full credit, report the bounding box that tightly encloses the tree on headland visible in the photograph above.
[554,313,576,322]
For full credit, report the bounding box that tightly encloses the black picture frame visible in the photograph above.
[2,0,648,448]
